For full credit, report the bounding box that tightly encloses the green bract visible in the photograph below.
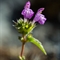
[13,18,35,35]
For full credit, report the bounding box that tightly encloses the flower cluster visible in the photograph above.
[13,1,47,60]
[21,1,46,24]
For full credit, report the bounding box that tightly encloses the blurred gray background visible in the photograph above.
[0,0,60,60]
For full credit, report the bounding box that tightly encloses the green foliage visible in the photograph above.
[13,18,35,35]
[27,34,47,55]
[13,18,47,59]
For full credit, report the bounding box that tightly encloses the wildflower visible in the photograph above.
[13,2,47,60]
[33,8,46,24]
[21,1,34,19]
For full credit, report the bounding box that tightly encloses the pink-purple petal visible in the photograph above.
[37,8,45,13]
[21,8,34,19]
[24,1,31,8]
[33,11,46,24]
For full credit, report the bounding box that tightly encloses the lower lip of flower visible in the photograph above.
[21,8,34,19]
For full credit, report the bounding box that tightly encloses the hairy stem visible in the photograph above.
[20,42,25,57]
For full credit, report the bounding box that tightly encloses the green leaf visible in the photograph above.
[27,35,47,55]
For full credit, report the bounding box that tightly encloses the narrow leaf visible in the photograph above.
[27,35,47,55]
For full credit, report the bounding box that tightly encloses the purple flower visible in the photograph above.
[21,8,34,19]
[21,1,34,19]
[33,8,46,24]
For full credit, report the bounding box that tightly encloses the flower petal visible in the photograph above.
[24,1,31,8]
[37,8,45,13]
[21,8,34,19]
[33,12,46,24]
